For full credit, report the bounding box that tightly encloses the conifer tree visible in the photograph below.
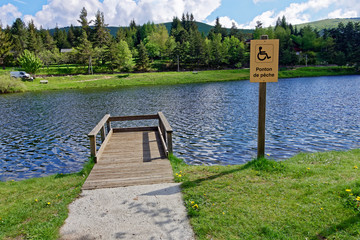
[136,41,150,71]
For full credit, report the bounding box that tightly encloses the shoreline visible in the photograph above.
[17,66,359,93]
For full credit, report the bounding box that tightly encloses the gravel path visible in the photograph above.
[60,183,195,240]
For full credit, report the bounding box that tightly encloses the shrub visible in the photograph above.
[17,50,43,74]
[0,73,27,93]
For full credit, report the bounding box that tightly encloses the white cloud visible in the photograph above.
[238,10,275,29]
[19,0,221,28]
[23,0,102,28]
[239,0,341,28]
[207,16,240,28]
[0,3,22,27]
[328,9,357,19]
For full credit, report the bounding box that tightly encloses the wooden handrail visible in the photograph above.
[109,114,158,122]
[158,112,173,133]
[158,112,173,155]
[88,113,173,162]
[88,114,111,162]
[88,114,110,137]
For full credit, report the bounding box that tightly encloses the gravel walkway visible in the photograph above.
[60,183,195,240]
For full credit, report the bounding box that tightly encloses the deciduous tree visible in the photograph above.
[18,50,43,74]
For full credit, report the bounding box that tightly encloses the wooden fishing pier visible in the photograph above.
[82,112,174,190]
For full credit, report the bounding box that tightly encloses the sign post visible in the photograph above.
[250,36,279,158]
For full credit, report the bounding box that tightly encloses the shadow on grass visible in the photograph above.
[314,214,360,240]
[180,165,247,189]
[178,157,286,190]
[117,74,130,79]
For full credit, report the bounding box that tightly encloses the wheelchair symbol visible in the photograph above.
[257,47,271,61]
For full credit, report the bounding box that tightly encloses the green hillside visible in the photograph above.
[49,21,253,38]
[296,17,360,30]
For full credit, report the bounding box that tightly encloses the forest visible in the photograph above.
[0,7,359,74]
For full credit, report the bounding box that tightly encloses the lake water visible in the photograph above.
[0,75,359,181]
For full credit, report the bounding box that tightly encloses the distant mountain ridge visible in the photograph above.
[295,17,360,29]
[49,18,360,38]
[49,21,253,37]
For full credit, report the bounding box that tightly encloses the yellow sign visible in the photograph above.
[250,39,279,82]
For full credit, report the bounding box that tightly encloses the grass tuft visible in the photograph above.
[171,149,360,239]
[0,158,94,239]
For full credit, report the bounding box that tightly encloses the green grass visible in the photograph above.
[0,158,94,240]
[1,150,359,239]
[169,149,360,240]
[20,66,359,92]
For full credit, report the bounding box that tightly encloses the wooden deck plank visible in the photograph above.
[83,130,174,190]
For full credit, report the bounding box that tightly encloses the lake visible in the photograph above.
[0,75,359,181]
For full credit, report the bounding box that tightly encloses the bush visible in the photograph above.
[0,73,27,93]
[18,50,43,74]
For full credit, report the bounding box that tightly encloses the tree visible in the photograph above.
[18,50,43,74]
[27,20,41,54]
[10,18,28,55]
[229,22,243,41]
[78,7,92,37]
[145,24,169,59]
[117,40,134,71]
[92,10,110,48]
[223,36,244,67]
[275,25,297,65]
[67,25,76,47]
[210,33,226,67]
[209,17,227,40]
[76,31,93,72]
[0,25,13,62]
[53,26,70,50]
[253,21,266,40]
[105,40,119,72]
[105,40,133,72]
[136,41,150,71]
[39,29,56,51]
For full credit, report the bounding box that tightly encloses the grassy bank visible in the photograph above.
[0,72,27,93]
[170,149,360,240]
[0,150,359,239]
[0,159,94,240]
[19,66,357,92]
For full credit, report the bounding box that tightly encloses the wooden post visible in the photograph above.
[100,126,106,143]
[167,131,173,155]
[89,135,97,163]
[257,35,268,159]
[257,82,266,158]
[177,55,180,72]
[106,120,111,134]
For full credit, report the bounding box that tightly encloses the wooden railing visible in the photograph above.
[88,112,173,163]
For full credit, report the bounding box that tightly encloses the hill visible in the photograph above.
[296,17,360,30]
[49,21,253,38]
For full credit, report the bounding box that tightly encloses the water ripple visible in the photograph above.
[0,75,359,180]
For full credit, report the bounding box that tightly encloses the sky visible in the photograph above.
[0,0,359,29]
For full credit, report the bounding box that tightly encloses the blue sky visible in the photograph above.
[1,0,359,29]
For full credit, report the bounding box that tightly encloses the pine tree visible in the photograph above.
[0,25,13,61]
[10,18,28,54]
[92,10,110,48]
[76,30,93,69]
[27,20,41,54]
[77,7,92,38]
[136,41,150,71]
